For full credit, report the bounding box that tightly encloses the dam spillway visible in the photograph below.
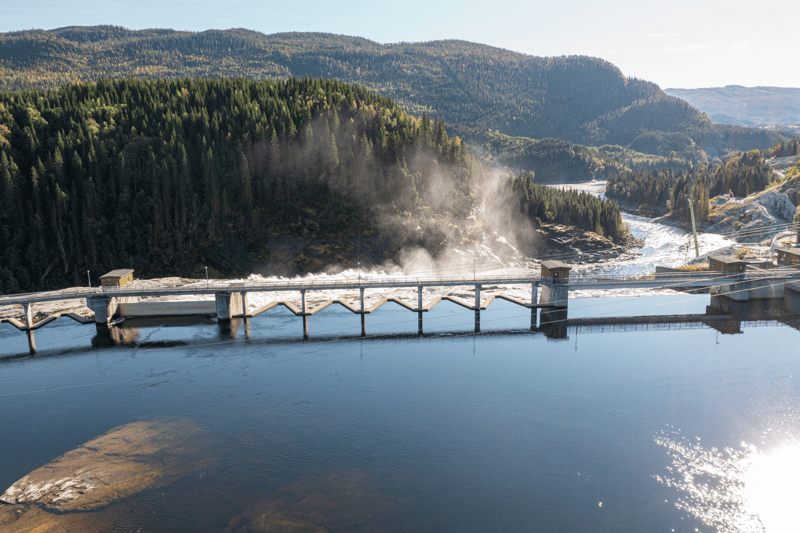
[3,268,800,355]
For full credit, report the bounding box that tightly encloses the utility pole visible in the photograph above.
[205,266,208,287]
[688,199,700,258]
[87,271,91,288]
[794,208,800,247]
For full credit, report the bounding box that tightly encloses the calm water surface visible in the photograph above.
[2,294,800,532]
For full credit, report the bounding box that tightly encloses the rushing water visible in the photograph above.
[555,180,737,277]
[2,186,798,532]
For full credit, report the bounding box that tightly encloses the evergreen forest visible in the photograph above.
[0,77,626,294]
[764,138,800,159]
[605,150,776,222]
[453,127,692,183]
[510,173,624,238]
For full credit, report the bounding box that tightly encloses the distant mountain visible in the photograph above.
[664,86,800,129]
[0,26,786,160]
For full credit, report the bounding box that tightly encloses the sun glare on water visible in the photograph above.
[742,442,800,533]
[655,429,800,533]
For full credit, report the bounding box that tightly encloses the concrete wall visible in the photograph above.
[118,301,216,317]
[710,279,785,302]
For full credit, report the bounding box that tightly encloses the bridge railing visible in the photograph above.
[0,274,548,305]
[567,269,798,286]
[3,269,799,307]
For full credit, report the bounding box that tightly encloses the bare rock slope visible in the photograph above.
[1,419,205,513]
[705,158,800,241]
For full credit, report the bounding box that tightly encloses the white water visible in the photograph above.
[548,180,737,294]
[165,180,739,309]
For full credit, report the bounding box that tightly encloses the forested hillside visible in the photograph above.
[764,138,800,159]
[510,173,624,238]
[0,27,786,159]
[0,77,626,294]
[605,150,776,222]
[453,127,691,183]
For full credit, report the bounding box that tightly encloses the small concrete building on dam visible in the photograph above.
[708,255,747,275]
[776,247,800,268]
[540,260,572,283]
[100,269,134,287]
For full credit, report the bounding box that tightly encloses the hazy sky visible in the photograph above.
[1,0,797,89]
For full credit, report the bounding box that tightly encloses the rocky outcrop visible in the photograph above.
[1,419,205,512]
[534,224,643,263]
[705,189,797,242]
[756,190,796,220]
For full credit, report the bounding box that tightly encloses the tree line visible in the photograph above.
[510,173,626,240]
[764,138,800,159]
[605,150,775,222]
[0,76,627,294]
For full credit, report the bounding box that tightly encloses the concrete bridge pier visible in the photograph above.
[416,286,424,335]
[87,296,119,325]
[474,284,481,333]
[26,330,36,355]
[531,283,538,331]
[711,279,784,302]
[783,281,800,314]
[539,281,568,339]
[539,282,568,309]
[214,292,242,322]
[540,308,568,339]
[301,290,309,340]
[360,287,366,337]
[24,302,36,355]
[240,292,250,339]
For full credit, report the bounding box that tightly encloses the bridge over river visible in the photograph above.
[3,268,800,355]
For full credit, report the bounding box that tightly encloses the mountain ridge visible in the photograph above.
[0,26,787,160]
[664,86,800,130]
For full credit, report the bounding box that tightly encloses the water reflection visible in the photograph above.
[92,324,139,347]
[655,430,800,533]
[25,297,800,359]
[3,293,800,533]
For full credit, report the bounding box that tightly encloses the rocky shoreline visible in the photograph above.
[534,224,644,263]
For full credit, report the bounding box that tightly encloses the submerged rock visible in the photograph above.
[0,504,122,533]
[222,472,398,533]
[1,419,205,513]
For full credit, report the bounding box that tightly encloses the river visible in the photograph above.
[552,180,738,278]
[1,184,798,533]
